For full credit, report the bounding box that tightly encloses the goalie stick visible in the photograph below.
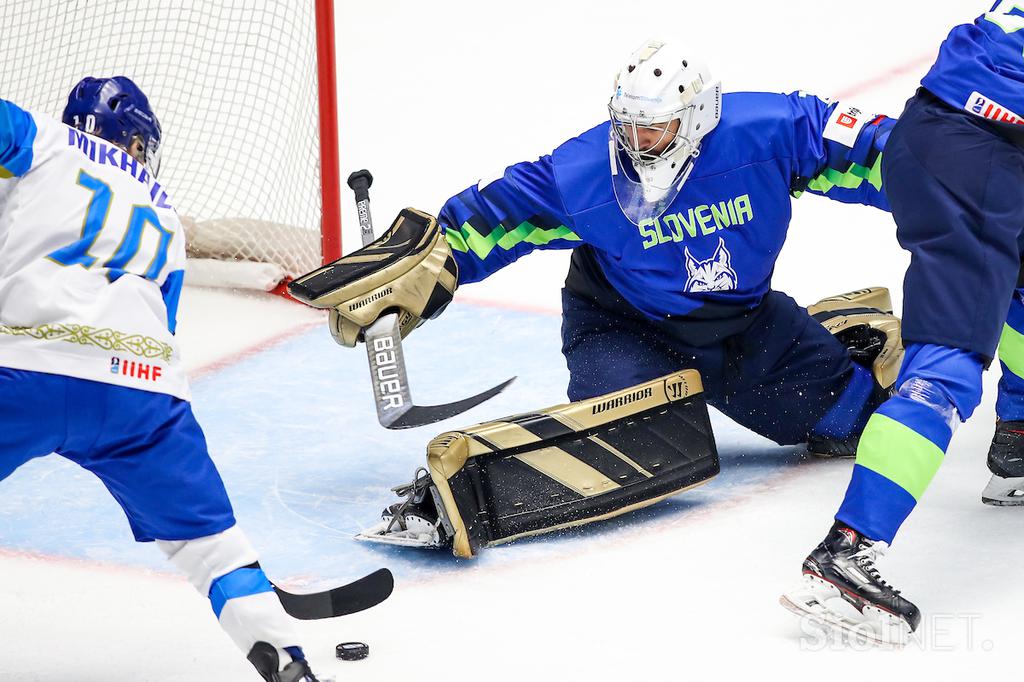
[272,567,394,620]
[346,170,514,429]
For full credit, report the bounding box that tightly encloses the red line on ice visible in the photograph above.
[832,52,936,100]
[187,318,325,381]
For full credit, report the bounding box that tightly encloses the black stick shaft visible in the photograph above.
[347,170,375,246]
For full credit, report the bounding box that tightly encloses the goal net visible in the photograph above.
[0,0,342,291]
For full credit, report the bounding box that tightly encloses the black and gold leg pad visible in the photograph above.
[425,370,719,558]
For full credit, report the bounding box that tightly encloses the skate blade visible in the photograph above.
[354,520,441,550]
[981,474,1024,506]
[780,575,911,649]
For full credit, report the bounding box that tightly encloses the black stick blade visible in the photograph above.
[386,377,516,429]
[274,568,394,620]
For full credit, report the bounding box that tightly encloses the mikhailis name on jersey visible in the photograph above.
[66,128,174,209]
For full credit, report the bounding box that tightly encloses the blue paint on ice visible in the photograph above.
[0,304,808,587]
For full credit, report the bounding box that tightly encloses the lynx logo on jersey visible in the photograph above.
[684,237,737,293]
[965,91,1024,125]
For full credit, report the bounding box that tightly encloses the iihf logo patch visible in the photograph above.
[109,355,163,382]
[964,90,1024,125]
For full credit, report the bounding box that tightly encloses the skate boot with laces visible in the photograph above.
[982,419,1024,505]
[355,468,451,550]
[247,642,322,682]
[780,522,920,647]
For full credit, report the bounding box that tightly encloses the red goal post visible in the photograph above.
[0,0,343,293]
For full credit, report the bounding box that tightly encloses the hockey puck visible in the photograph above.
[336,642,369,661]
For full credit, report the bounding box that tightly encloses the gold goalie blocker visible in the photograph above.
[356,287,902,557]
[288,207,458,347]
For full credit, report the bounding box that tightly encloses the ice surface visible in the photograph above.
[2,2,1020,680]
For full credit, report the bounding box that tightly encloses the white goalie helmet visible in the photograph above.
[608,39,722,224]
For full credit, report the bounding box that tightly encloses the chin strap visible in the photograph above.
[637,145,700,203]
[673,148,700,191]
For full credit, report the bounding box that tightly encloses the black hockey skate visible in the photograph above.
[780,523,920,647]
[982,420,1024,505]
[247,642,321,682]
[806,434,858,458]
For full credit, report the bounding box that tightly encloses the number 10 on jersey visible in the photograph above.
[47,169,173,282]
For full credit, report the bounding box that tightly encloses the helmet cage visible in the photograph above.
[607,102,697,170]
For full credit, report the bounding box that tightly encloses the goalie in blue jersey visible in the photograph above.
[435,39,898,453]
[328,39,913,554]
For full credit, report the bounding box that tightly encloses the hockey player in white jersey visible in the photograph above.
[0,77,322,681]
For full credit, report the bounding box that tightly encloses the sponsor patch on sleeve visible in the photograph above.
[823,103,868,148]
[965,91,1024,125]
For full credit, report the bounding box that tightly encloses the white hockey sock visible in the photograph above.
[157,525,303,662]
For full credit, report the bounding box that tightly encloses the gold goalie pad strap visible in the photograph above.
[424,370,720,558]
[287,208,458,347]
[808,287,903,390]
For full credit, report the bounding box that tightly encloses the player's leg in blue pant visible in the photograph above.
[994,289,1024,421]
[0,368,316,678]
[838,90,1024,541]
[783,89,1024,642]
[715,291,878,448]
[560,287,714,401]
[836,343,984,543]
[0,368,64,480]
[561,288,879,448]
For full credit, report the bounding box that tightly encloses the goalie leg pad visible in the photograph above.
[424,370,719,558]
[805,288,904,455]
[807,287,903,394]
[288,208,457,347]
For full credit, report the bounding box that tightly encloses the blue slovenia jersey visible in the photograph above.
[923,2,1024,124]
[439,91,893,320]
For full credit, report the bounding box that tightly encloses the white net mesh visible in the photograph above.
[0,0,331,283]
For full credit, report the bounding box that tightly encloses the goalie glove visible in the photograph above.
[288,208,458,347]
[808,287,903,396]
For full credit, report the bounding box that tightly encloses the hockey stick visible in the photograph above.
[347,170,514,429]
[273,567,394,620]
